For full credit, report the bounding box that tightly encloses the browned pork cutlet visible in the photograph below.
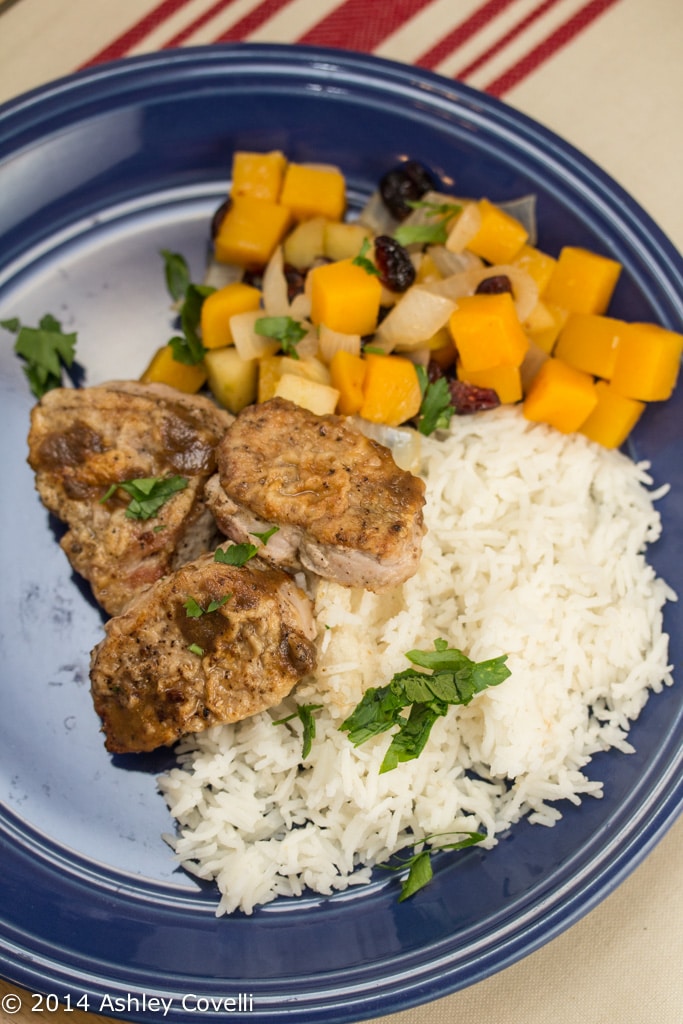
[27,381,232,616]
[89,547,317,753]
[205,397,426,591]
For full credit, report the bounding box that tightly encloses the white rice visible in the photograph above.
[158,406,677,915]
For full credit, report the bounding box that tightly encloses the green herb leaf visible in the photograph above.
[380,831,485,901]
[188,643,204,657]
[4,315,78,398]
[393,200,461,247]
[340,640,510,772]
[161,250,192,303]
[273,704,324,759]
[250,525,280,545]
[100,474,188,520]
[184,594,230,618]
[214,542,259,567]
[415,366,455,436]
[352,237,380,276]
[255,316,307,359]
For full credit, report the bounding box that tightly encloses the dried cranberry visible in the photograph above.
[448,379,501,415]
[242,267,263,289]
[475,274,513,295]
[373,235,416,292]
[210,197,231,239]
[284,263,306,302]
[379,160,437,221]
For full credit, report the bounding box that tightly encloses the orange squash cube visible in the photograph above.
[280,163,346,222]
[542,246,621,315]
[554,312,628,379]
[359,353,422,427]
[231,150,287,202]
[465,198,528,264]
[329,350,367,415]
[522,357,598,433]
[610,322,683,401]
[214,196,292,266]
[579,381,646,448]
[200,281,262,349]
[309,258,382,335]
[457,362,522,404]
[449,292,529,372]
[140,345,207,393]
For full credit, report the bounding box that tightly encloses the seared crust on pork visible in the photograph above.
[205,398,426,591]
[90,547,317,753]
[27,381,232,615]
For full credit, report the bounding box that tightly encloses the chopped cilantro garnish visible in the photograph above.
[340,639,511,773]
[352,238,380,276]
[214,542,258,567]
[161,249,192,303]
[393,200,461,247]
[250,525,280,545]
[255,316,306,359]
[184,594,230,618]
[3,314,78,398]
[100,474,188,520]
[381,831,485,901]
[160,251,214,365]
[187,643,204,657]
[273,703,324,759]
[415,365,455,436]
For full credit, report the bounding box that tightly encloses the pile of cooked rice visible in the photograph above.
[158,406,676,915]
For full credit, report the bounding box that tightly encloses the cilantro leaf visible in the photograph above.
[161,249,192,303]
[393,200,461,247]
[415,366,455,436]
[3,315,78,398]
[187,643,204,657]
[352,238,380,276]
[340,640,510,772]
[250,525,279,545]
[184,594,230,618]
[273,703,323,759]
[160,251,214,366]
[100,474,188,520]
[381,831,485,901]
[255,316,306,359]
[214,542,259,567]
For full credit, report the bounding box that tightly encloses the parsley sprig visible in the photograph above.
[213,526,279,567]
[161,250,214,366]
[3,314,78,398]
[255,316,307,359]
[273,703,324,759]
[352,238,380,276]
[381,831,485,901]
[415,365,455,436]
[100,475,188,520]
[183,594,230,618]
[341,639,510,773]
[393,200,461,247]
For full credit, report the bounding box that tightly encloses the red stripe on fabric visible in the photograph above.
[455,0,563,80]
[214,0,295,42]
[80,0,195,68]
[415,0,519,70]
[296,0,435,50]
[484,0,622,96]
[163,0,242,47]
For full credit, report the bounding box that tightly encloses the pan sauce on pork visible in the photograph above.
[27,381,232,615]
[205,398,427,591]
[90,547,317,753]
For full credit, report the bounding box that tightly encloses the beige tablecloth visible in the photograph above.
[1,1,682,1022]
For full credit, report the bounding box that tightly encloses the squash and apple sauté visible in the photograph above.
[139,149,682,448]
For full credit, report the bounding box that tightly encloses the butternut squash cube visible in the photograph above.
[359,353,422,427]
[522,357,598,433]
[542,246,622,315]
[465,198,528,264]
[457,362,522,405]
[449,292,529,372]
[554,312,628,379]
[511,244,557,293]
[231,150,287,202]
[578,380,645,448]
[140,345,207,393]
[200,281,262,349]
[279,163,346,222]
[610,322,683,401]
[329,349,367,415]
[204,346,258,413]
[214,196,292,267]
[309,258,382,335]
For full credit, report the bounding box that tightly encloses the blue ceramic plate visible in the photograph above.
[0,45,681,1024]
